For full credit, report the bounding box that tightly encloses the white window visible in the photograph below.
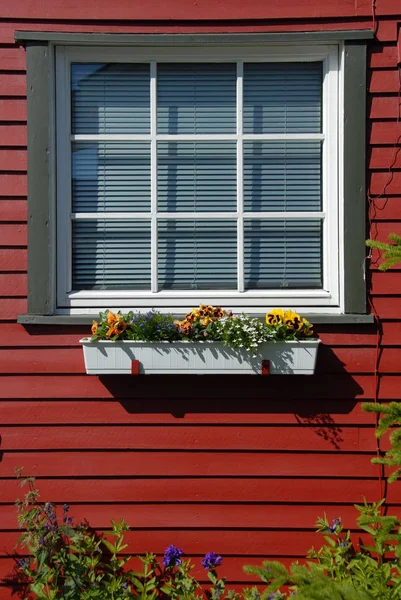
[55,44,342,315]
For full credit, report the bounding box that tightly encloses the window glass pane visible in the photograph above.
[157,142,237,212]
[158,220,237,290]
[244,219,322,289]
[157,63,236,134]
[72,142,151,213]
[243,141,322,212]
[71,63,150,134]
[72,220,151,290]
[243,62,322,134]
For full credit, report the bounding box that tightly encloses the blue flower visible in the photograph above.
[162,544,183,567]
[202,552,223,570]
[17,558,30,569]
[328,517,341,533]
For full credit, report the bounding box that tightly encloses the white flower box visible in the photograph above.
[80,338,320,375]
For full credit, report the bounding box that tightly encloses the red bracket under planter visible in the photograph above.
[262,360,270,375]
[131,360,140,375]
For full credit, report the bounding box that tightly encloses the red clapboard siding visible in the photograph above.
[371,270,401,294]
[0,478,387,504]
[370,69,400,94]
[0,450,378,478]
[0,73,26,97]
[0,298,26,319]
[371,296,401,319]
[0,224,27,246]
[0,249,27,271]
[0,530,378,559]
[0,21,375,45]
[0,125,26,147]
[0,99,26,123]
[370,171,401,195]
[0,149,27,172]
[0,399,378,425]
[369,120,401,144]
[376,19,399,42]
[369,198,401,220]
[0,424,377,451]
[0,48,26,71]
[0,503,377,532]
[0,175,27,196]
[0,324,85,347]
[0,345,386,374]
[0,99,26,125]
[369,44,399,68]
[0,0,375,21]
[0,200,27,221]
[0,348,84,373]
[0,373,376,399]
[369,96,400,120]
[369,147,401,170]
[0,274,26,296]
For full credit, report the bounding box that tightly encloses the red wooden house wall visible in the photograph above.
[1,0,401,596]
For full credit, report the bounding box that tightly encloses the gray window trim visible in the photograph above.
[15,30,374,45]
[17,33,372,325]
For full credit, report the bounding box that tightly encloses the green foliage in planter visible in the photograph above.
[244,499,401,599]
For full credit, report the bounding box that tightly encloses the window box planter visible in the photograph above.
[79,338,321,375]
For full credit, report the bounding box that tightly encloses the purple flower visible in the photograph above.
[162,544,183,567]
[328,517,341,533]
[44,502,56,523]
[17,558,30,569]
[202,552,223,570]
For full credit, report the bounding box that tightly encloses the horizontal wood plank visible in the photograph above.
[370,171,401,195]
[0,99,26,124]
[0,200,27,222]
[0,424,377,451]
[0,274,26,297]
[0,224,26,246]
[0,450,379,478]
[0,74,26,97]
[0,0,375,21]
[369,147,401,170]
[369,69,400,93]
[369,44,398,68]
[0,249,27,271]
[0,149,26,172]
[369,120,401,144]
[0,48,26,71]
[0,373,376,399]
[0,398,378,425]
[0,502,376,530]
[369,95,400,120]
[0,126,26,147]
[0,477,388,504]
[0,298,27,320]
[0,175,27,197]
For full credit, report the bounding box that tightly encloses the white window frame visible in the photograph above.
[55,44,342,315]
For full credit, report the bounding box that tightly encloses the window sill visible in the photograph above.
[17,313,375,325]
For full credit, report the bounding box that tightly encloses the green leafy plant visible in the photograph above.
[366,233,401,271]
[244,500,401,599]
[8,473,248,600]
[363,402,401,483]
[88,305,315,354]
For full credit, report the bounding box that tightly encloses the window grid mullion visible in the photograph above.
[150,60,158,293]
[237,60,244,293]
